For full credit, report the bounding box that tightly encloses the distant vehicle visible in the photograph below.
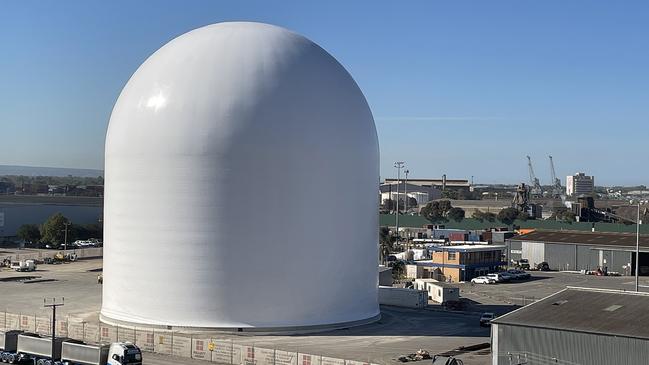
[471,276,496,284]
[10,260,36,272]
[386,255,397,262]
[536,262,550,271]
[512,258,530,270]
[506,269,531,280]
[487,273,510,282]
[479,312,495,327]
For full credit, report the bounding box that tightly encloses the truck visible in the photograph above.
[0,331,142,365]
[10,259,36,272]
[62,341,142,365]
[0,330,22,363]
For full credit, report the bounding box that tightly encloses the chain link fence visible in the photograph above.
[0,311,379,365]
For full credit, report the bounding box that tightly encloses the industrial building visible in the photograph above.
[101,22,380,330]
[491,287,649,365]
[507,230,649,274]
[566,172,595,196]
[414,244,507,282]
[383,177,470,189]
[379,183,441,207]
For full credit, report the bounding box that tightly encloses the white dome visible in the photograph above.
[101,22,379,330]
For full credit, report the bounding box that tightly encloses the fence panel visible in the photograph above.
[100,325,118,343]
[299,354,323,365]
[321,357,345,365]
[35,317,50,335]
[135,327,155,352]
[6,313,19,330]
[172,334,192,358]
[191,337,211,361]
[153,330,173,355]
[19,314,35,332]
[117,325,136,343]
[84,322,100,343]
[276,350,297,365]
[255,347,275,365]
[212,339,235,364]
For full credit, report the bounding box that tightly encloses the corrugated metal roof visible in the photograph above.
[492,287,649,340]
[512,230,649,249]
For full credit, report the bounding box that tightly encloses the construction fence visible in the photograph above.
[0,311,379,365]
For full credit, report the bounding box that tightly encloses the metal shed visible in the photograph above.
[491,287,649,365]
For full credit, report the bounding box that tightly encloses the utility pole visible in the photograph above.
[394,162,405,245]
[62,221,72,253]
[44,298,64,362]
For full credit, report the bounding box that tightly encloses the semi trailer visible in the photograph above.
[0,331,142,365]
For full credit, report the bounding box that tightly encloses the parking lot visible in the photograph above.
[458,270,649,309]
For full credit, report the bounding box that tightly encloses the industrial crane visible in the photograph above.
[548,155,563,198]
[526,156,543,197]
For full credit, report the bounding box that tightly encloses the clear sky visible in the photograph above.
[1,1,647,186]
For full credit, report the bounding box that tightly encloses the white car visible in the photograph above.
[487,273,510,282]
[471,276,496,284]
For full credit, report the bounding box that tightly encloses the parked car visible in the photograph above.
[512,258,530,270]
[487,273,510,282]
[479,312,495,327]
[536,261,550,271]
[471,276,496,284]
[506,269,531,280]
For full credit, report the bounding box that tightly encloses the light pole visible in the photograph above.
[404,169,410,214]
[636,204,641,292]
[44,297,64,362]
[394,162,405,244]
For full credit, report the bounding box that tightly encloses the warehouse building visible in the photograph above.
[507,230,649,275]
[491,287,649,365]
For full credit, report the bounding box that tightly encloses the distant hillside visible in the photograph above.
[0,165,103,178]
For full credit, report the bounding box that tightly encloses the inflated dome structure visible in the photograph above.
[101,22,379,330]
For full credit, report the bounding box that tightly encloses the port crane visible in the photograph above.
[526,156,543,197]
[548,155,563,198]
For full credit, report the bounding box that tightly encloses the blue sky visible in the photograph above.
[1,1,647,185]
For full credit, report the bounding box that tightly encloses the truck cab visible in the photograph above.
[108,342,142,365]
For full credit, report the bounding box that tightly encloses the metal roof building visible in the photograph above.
[491,287,649,365]
[507,230,649,275]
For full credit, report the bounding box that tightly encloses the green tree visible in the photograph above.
[17,224,41,243]
[483,212,497,222]
[421,200,453,222]
[517,210,530,221]
[498,207,520,226]
[472,209,486,222]
[41,213,70,246]
[441,189,458,200]
[447,207,466,222]
[379,226,395,263]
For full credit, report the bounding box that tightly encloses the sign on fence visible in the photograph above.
[153,330,173,355]
[135,328,155,352]
[321,357,346,365]
[191,337,212,361]
[35,317,50,335]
